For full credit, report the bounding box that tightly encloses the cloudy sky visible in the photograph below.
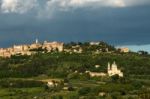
[0,0,150,48]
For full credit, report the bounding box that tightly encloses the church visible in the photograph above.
[107,62,123,77]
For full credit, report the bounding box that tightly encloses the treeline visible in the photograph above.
[64,41,116,52]
[0,79,44,88]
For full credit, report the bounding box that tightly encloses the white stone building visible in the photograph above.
[119,47,129,53]
[86,71,106,77]
[43,41,63,52]
[90,42,100,45]
[107,62,123,77]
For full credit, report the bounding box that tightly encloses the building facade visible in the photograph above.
[119,47,129,53]
[107,62,123,77]
[0,40,64,58]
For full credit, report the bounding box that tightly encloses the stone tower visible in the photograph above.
[36,38,39,44]
[108,62,111,70]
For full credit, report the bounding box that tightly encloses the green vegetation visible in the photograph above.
[0,41,150,99]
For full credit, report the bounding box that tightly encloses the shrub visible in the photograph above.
[78,87,91,95]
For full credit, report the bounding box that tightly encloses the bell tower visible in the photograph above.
[36,38,38,44]
[108,62,111,70]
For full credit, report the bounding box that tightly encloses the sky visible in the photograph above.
[0,0,150,51]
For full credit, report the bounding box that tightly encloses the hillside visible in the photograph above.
[0,41,150,99]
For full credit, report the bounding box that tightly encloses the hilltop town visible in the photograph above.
[0,39,63,58]
[0,40,130,58]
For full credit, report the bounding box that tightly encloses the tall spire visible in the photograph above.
[36,38,38,44]
[108,62,111,70]
[113,61,116,65]
[35,32,39,44]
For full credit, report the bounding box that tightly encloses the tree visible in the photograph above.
[138,50,148,55]
[111,74,119,83]
[78,87,91,95]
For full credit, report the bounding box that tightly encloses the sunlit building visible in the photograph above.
[0,39,64,58]
[107,62,123,77]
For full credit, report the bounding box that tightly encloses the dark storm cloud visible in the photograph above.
[0,0,150,47]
